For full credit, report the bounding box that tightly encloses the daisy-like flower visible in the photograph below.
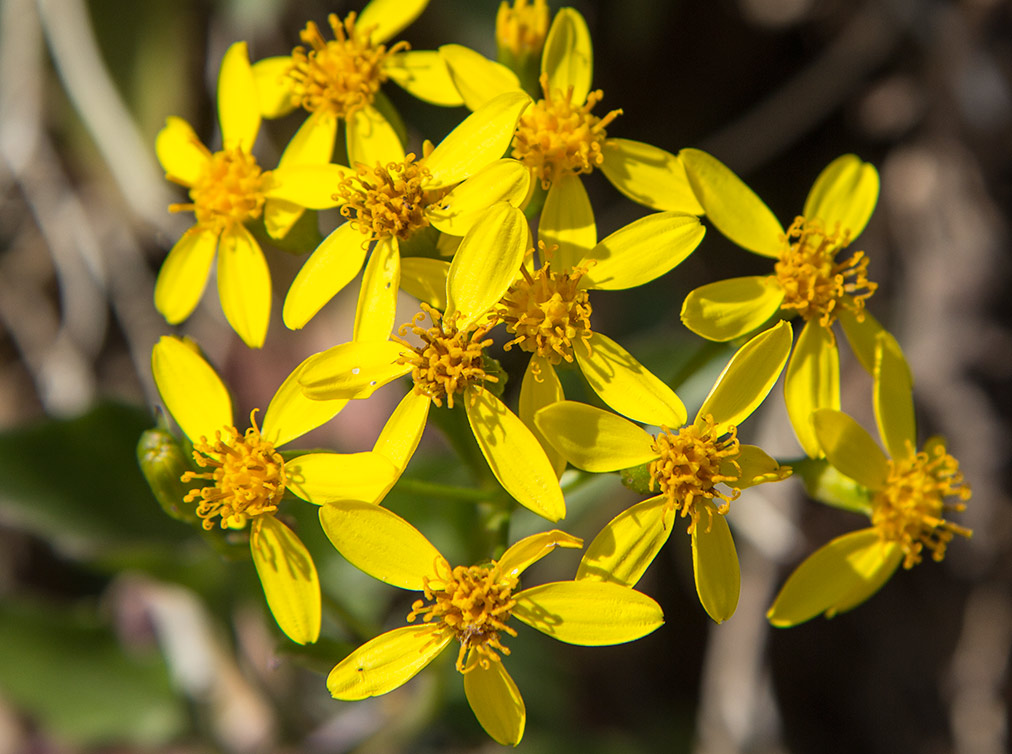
[319,501,664,746]
[535,321,794,622]
[282,91,531,341]
[151,335,399,644]
[679,149,883,457]
[155,42,346,348]
[296,202,567,522]
[440,7,703,255]
[766,333,972,626]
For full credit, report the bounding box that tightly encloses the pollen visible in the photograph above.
[498,247,593,365]
[774,216,877,328]
[174,147,267,231]
[872,441,972,569]
[286,13,406,119]
[181,410,286,530]
[496,0,549,60]
[407,559,519,673]
[512,73,622,188]
[336,155,432,241]
[394,304,498,408]
[649,415,742,535]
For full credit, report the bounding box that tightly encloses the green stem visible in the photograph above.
[394,477,498,502]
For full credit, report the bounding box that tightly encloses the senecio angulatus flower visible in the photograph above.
[319,502,663,746]
[151,336,398,644]
[679,149,882,458]
[535,321,794,623]
[767,333,972,626]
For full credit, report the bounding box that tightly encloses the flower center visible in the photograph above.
[336,155,432,241]
[181,411,286,530]
[511,72,622,188]
[407,560,519,673]
[649,415,742,534]
[394,304,498,409]
[871,442,972,568]
[498,250,593,365]
[286,13,406,119]
[175,147,267,230]
[496,0,549,60]
[773,216,877,327]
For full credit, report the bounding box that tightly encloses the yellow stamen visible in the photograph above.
[181,410,286,530]
[496,0,550,60]
[773,216,877,327]
[336,154,433,241]
[407,559,519,673]
[649,415,742,534]
[171,147,267,231]
[512,72,622,188]
[872,441,972,568]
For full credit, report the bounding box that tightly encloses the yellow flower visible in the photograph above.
[766,333,972,627]
[440,7,703,256]
[319,502,663,746]
[150,335,400,644]
[535,321,794,622]
[281,91,531,341]
[679,149,883,457]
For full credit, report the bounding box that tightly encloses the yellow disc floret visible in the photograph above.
[872,441,972,569]
[512,73,622,188]
[407,559,519,673]
[336,154,432,241]
[774,216,877,327]
[395,304,498,409]
[649,415,742,534]
[286,13,406,119]
[172,147,267,232]
[182,410,286,530]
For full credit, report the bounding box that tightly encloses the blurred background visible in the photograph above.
[0,0,1010,752]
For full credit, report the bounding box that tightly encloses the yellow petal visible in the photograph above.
[252,56,297,118]
[427,159,531,236]
[155,117,209,186]
[837,302,884,373]
[423,91,530,189]
[217,42,260,151]
[731,444,791,489]
[154,226,217,325]
[576,495,674,586]
[383,50,464,107]
[373,390,431,473]
[263,199,307,242]
[250,517,320,644]
[439,44,521,111]
[354,238,400,341]
[356,0,428,45]
[829,540,904,617]
[581,212,704,291]
[286,451,400,505]
[697,319,792,430]
[679,148,784,257]
[513,581,663,644]
[537,174,596,270]
[873,332,915,459]
[680,276,785,341]
[266,164,349,209]
[533,400,656,472]
[767,528,901,627]
[803,154,879,241]
[399,257,449,310]
[347,105,404,167]
[299,340,411,400]
[465,385,566,522]
[575,334,686,427]
[518,356,567,478]
[812,408,889,490]
[446,202,527,329]
[261,356,347,448]
[216,224,270,348]
[784,319,839,458]
[463,655,525,746]
[278,110,338,168]
[541,8,593,105]
[151,335,232,442]
[283,223,370,330]
[498,529,583,579]
[691,506,740,623]
[318,500,447,589]
[600,139,704,213]
[328,624,452,700]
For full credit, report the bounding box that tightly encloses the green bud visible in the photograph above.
[620,462,654,496]
[136,428,199,524]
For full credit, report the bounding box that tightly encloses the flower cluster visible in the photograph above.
[141,1,972,745]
